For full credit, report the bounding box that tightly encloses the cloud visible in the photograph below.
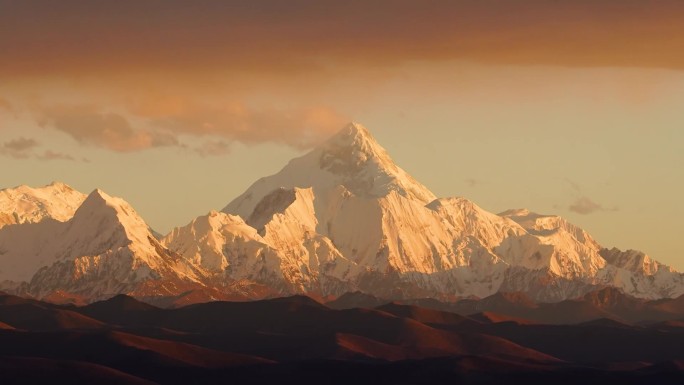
[568,196,618,215]
[1,0,684,79]
[464,178,484,188]
[31,100,348,153]
[133,98,349,149]
[0,137,39,159]
[3,137,39,152]
[0,137,77,161]
[36,105,179,152]
[37,150,76,161]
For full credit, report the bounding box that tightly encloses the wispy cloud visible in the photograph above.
[1,137,79,162]
[567,196,618,215]
[36,104,179,152]
[3,137,39,152]
[561,179,618,215]
[1,137,39,159]
[464,178,484,188]
[36,150,77,162]
[133,98,348,150]
[32,100,348,153]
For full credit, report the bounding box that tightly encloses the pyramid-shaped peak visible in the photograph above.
[223,122,437,218]
[68,188,156,256]
[82,188,115,207]
[318,122,396,173]
[347,121,372,137]
[325,122,383,152]
[77,189,143,223]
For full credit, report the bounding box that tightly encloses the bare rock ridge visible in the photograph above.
[0,122,682,303]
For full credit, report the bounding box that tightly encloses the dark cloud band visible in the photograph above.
[2,0,684,76]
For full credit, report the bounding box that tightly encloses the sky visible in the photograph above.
[1,0,683,269]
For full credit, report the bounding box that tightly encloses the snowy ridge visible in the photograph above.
[499,209,607,277]
[165,190,357,296]
[0,182,86,228]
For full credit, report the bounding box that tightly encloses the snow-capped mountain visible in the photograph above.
[213,123,682,301]
[1,122,681,303]
[0,182,86,228]
[0,189,204,301]
[214,123,518,299]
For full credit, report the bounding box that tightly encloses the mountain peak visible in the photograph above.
[71,189,155,253]
[223,122,436,219]
[86,188,108,200]
[338,121,373,141]
[320,122,388,167]
[47,181,73,190]
[498,208,546,219]
[80,189,120,211]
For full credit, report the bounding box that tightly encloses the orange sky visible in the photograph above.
[2,0,684,75]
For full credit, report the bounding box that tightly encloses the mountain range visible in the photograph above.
[0,123,682,305]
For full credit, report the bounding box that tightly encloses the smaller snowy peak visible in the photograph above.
[0,182,86,227]
[500,208,597,244]
[75,189,139,224]
[0,187,170,286]
[168,210,262,246]
[498,209,607,278]
[600,248,674,275]
[46,181,73,191]
[163,210,266,272]
[61,189,157,259]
